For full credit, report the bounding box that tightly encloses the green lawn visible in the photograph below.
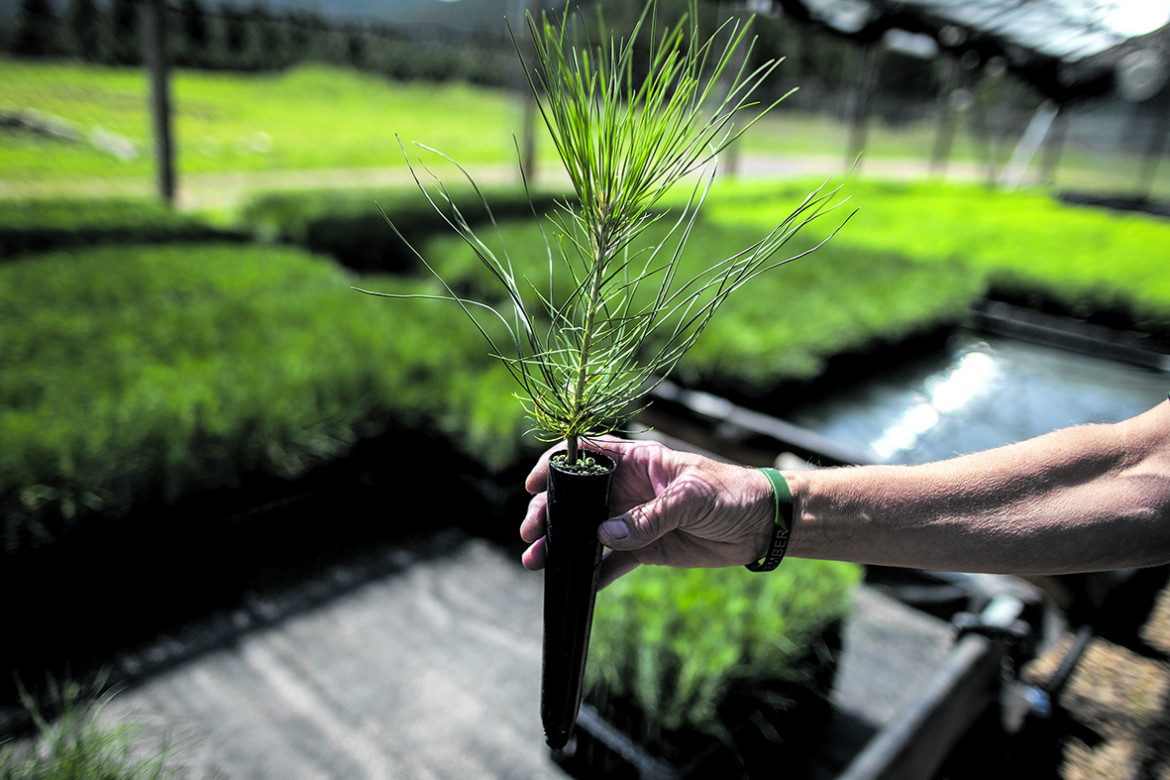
[416,192,987,395]
[6,59,1169,200]
[0,60,545,181]
[699,178,1170,334]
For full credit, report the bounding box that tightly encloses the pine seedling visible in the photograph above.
[359,0,848,467]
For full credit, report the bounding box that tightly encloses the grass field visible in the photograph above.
[700,179,1170,334]
[4,59,1169,202]
[0,61,545,181]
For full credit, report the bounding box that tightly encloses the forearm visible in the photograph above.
[784,401,1170,575]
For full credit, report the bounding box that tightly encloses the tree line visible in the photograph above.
[3,0,521,85]
[3,0,1036,119]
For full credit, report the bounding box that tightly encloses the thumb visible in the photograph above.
[598,492,681,551]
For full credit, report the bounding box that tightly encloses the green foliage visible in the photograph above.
[3,0,520,82]
[0,197,243,260]
[420,211,984,397]
[239,186,563,272]
[64,0,102,62]
[0,243,529,551]
[673,234,983,393]
[518,4,784,232]
[586,559,861,737]
[11,0,63,58]
[0,679,172,780]
[171,0,212,68]
[3,58,1152,198]
[0,61,536,182]
[104,0,140,66]
[703,179,1170,338]
[10,178,1157,553]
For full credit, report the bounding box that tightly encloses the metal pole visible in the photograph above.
[846,44,880,173]
[999,100,1059,191]
[1039,105,1067,186]
[515,0,542,185]
[142,0,176,207]
[930,58,958,176]
[1136,104,1169,200]
[965,71,997,187]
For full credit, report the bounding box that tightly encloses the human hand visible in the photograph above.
[520,437,776,589]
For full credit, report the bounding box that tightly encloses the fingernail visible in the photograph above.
[600,519,629,541]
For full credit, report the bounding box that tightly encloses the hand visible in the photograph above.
[520,437,776,589]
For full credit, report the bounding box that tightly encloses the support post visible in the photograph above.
[999,100,1059,191]
[516,0,542,185]
[1136,104,1169,200]
[930,58,958,176]
[846,43,880,173]
[142,0,175,207]
[966,75,997,187]
[1039,105,1067,186]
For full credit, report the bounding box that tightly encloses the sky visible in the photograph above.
[1106,0,1170,34]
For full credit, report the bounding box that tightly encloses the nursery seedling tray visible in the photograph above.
[554,583,967,779]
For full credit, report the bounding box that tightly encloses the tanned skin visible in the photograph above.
[521,400,1170,589]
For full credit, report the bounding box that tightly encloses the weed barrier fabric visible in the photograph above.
[540,451,615,749]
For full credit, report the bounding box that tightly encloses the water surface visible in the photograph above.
[785,330,1170,465]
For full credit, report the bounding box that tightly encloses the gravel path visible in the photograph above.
[0,153,991,212]
[1023,572,1170,780]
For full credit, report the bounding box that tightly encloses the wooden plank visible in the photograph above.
[838,633,1003,780]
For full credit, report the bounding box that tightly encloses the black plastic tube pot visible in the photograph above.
[541,449,616,750]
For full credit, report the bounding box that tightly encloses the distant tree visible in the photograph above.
[105,0,141,64]
[343,22,366,69]
[284,8,323,64]
[64,0,102,60]
[205,0,284,71]
[11,0,62,57]
[306,10,340,64]
[249,1,289,69]
[219,2,257,69]
[174,0,212,67]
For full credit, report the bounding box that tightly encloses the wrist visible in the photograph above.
[746,467,783,562]
[780,467,841,564]
[745,467,794,571]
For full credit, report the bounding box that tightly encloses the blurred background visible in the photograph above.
[3,1,1170,778]
[3,0,1170,205]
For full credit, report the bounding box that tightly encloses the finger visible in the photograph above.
[597,490,682,552]
[520,491,548,543]
[597,549,640,590]
[525,442,566,494]
[525,459,550,495]
[521,535,547,571]
[521,491,547,547]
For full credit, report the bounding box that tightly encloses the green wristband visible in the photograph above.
[746,467,793,572]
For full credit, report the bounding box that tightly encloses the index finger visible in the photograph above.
[525,456,551,495]
[524,441,568,495]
